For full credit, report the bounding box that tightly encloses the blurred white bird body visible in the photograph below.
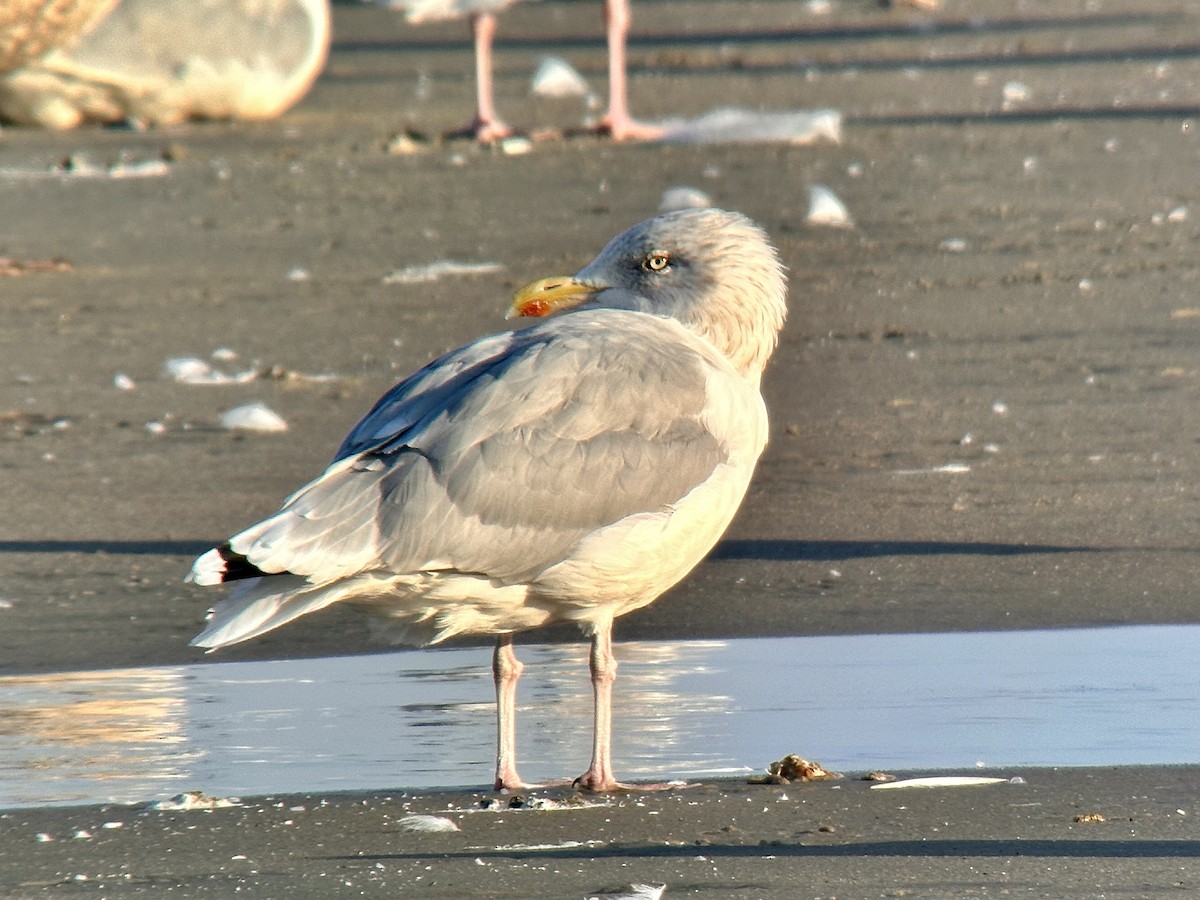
[389,0,527,25]
[190,208,787,791]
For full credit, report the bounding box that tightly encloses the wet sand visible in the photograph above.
[1,0,1199,895]
[3,766,1198,897]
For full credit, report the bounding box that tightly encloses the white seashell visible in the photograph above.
[1002,81,1030,105]
[530,57,591,99]
[114,373,137,391]
[500,136,534,156]
[806,185,853,228]
[870,776,1009,790]
[397,814,460,832]
[164,357,213,382]
[108,159,171,179]
[220,403,288,433]
[659,186,712,212]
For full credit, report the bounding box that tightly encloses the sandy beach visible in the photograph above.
[1,0,1199,895]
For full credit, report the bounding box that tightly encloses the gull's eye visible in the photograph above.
[641,252,671,273]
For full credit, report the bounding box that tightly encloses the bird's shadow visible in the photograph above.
[712,539,1129,562]
[0,540,213,557]
[334,837,1200,864]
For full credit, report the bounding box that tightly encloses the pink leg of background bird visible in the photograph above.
[456,11,513,142]
[492,633,527,789]
[597,0,663,140]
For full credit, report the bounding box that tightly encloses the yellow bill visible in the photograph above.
[507,276,602,319]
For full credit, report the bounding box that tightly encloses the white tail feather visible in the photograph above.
[187,547,230,586]
[190,574,338,649]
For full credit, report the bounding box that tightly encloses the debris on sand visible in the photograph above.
[475,794,609,812]
[148,791,241,811]
[383,260,504,285]
[0,155,169,180]
[384,129,432,156]
[863,771,897,783]
[658,107,842,146]
[1,410,71,437]
[397,814,460,833]
[587,884,666,900]
[749,754,841,785]
[164,357,257,385]
[0,257,70,276]
[164,356,343,386]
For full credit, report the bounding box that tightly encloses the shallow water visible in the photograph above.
[1,625,1197,809]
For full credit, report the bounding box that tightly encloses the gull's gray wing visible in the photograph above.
[332,331,517,462]
[219,309,758,587]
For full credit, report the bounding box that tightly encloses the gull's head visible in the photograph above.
[509,208,788,378]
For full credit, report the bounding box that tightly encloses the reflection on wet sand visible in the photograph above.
[0,668,192,805]
[1,626,1198,809]
[0,641,735,808]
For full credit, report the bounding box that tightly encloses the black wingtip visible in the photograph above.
[216,544,268,582]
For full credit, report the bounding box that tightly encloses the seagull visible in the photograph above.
[188,207,787,791]
[387,0,662,141]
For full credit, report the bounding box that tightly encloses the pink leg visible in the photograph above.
[493,634,527,790]
[597,0,664,141]
[574,624,619,790]
[574,623,693,792]
[452,12,513,142]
